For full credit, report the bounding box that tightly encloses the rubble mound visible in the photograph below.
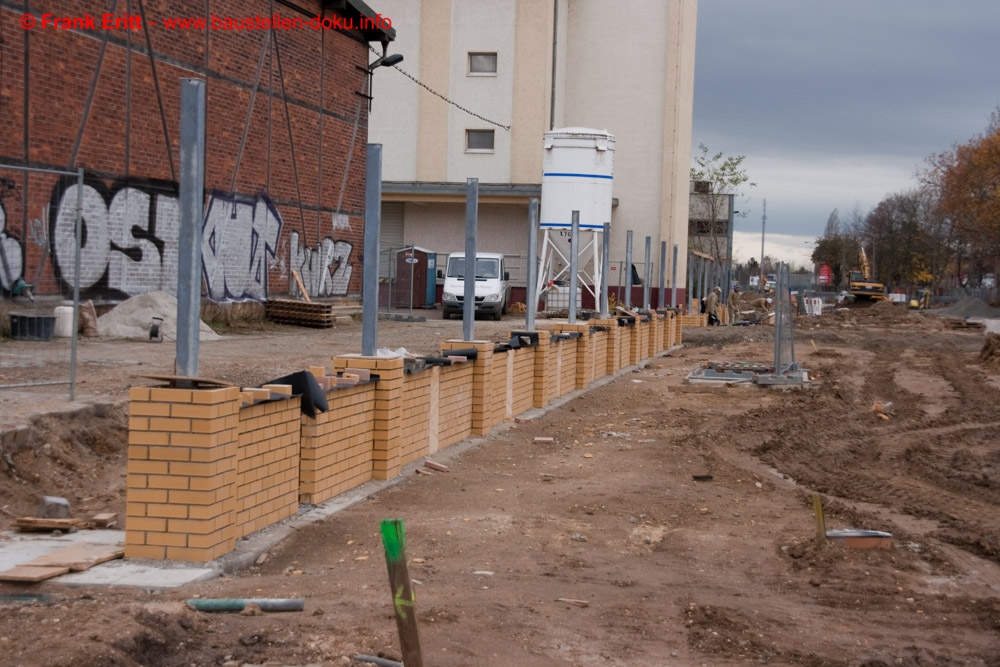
[97,291,222,340]
[980,333,1000,366]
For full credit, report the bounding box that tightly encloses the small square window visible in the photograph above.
[468,52,498,75]
[466,129,495,152]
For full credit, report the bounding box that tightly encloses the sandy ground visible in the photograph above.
[1,303,999,666]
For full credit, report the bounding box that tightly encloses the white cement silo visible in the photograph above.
[538,128,615,308]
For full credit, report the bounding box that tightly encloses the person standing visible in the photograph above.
[705,286,721,326]
[727,285,741,324]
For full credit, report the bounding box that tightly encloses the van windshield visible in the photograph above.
[447,257,500,279]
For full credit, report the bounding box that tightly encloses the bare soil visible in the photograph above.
[1,305,999,666]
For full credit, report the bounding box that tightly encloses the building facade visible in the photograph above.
[0,0,392,303]
[369,0,697,303]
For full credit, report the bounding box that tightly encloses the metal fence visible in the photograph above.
[0,164,83,398]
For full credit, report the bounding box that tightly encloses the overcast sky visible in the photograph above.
[691,0,1000,268]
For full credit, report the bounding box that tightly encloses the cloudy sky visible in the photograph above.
[691,0,1000,269]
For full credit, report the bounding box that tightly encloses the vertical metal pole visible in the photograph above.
[69,167,84,400]
[658,241,666,309]
[568,210,579,323]
[642,236,651,310]
[361,144,382,356]
[700,257,709,311]
[176,78,206,377]
[408,245,415,318]
[726,193,735,294]
[624,230,633,309]
[686,250,693,312]
[600,223,610,316]
[671,244,678,308]
[526,198,539,330]
[463,178,478,342]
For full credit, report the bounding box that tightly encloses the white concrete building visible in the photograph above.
[369,0,698,304]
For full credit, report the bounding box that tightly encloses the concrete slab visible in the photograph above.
[60,560,219,588]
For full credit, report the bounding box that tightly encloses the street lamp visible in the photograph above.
[362,52,404,110]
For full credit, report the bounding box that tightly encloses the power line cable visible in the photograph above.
[369,46,510,131]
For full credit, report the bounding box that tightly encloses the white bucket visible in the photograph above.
[53,305,74,337]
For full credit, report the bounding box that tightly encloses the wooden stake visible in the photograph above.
[291,269,312,303]
[380,519,424,667]
[813,494,826,542]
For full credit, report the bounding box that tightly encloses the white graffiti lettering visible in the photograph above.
[0,203,26,291]
[289,231,353,298]
[50,180,355,300]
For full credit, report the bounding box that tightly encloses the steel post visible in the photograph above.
[361,144,382,356]
[176,78,206,378]
[625,230,633,309]
[526,198,539,330]
[600,223,610,316]
[568,211,579,323]
[463,178,478,342]
[643,236,651,310]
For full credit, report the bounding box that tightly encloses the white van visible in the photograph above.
[440,252,510,320]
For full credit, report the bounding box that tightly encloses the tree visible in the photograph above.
[931,109,1000,284]
[689,144,756,286]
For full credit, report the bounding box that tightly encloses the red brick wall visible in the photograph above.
[0,0,378,302]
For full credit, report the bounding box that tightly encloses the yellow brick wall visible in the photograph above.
[649,315,663,358]
[511,347,535,416]
[489,349,509,427]
[299,382,376,505]
[437,362,474,447]
[443,340,495,436]
[399,371,432,467]
[533,331,552,408]
[591,327,608,381]
[618,322,632,369]
[126,385,241,563]
[556,336,577,398]
[333,356,404,480]
[235,396,301,538]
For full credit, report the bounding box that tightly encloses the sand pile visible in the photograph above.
[98,291,222,341]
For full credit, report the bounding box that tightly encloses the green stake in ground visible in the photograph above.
[380,518,425,667]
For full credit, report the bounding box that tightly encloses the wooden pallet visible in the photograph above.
[266,299,335,328]
[943,318,985,330]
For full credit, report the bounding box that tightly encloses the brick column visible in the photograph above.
[591,318,619,375]
[443,340,494,435]
[559,323,592,389]
[126,385,240,562]
[334,355,405,480]
[649,313,663,357]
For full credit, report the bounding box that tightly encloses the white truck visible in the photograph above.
[440,252,510,320]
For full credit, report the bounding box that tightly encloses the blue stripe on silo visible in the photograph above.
[542,172,614,179]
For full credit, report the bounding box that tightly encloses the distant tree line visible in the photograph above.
[811,108,1000,296]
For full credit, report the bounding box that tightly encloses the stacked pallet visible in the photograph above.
[266,299,335,328]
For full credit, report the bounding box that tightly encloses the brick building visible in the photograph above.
[0,0,394,302]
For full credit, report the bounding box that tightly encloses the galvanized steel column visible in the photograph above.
[463,178,478,342]
[176,79,206,378]
[526,198,539,330]
[568,211,579,323]
[361,144,382,356]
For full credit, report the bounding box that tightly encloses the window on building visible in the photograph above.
[466,129,495,152]
[468,52,498,76]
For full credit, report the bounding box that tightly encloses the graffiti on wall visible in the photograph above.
[48,178,357,300]
[0,203,26,291]
[289,231,354,298]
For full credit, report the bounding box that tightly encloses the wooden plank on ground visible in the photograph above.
[14,517,92,532]
[0,565,71,582]
[26,542,125,571]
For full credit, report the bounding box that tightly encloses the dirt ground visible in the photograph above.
[1,303,999,666]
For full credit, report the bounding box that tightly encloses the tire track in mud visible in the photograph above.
[735,334,1000,573]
